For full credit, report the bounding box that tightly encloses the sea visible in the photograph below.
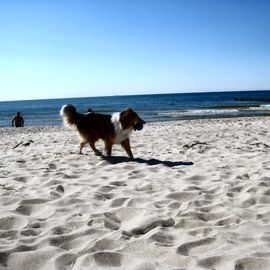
[1,90,270,128]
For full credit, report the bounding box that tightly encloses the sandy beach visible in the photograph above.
[1,117,270,270]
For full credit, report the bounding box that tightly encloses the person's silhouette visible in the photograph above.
[12,112,24,127]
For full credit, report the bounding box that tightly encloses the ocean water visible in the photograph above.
[1,90,270,127]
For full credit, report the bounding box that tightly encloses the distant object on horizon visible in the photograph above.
[234,97,270,102]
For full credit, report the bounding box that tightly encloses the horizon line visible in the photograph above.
[1,89,270,103]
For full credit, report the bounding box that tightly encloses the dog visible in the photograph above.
[60,104,145,159]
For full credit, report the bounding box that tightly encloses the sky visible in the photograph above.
[0,0,270,101]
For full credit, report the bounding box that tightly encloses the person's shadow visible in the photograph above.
[101,155,193,167]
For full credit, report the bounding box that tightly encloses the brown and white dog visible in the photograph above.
[60,104,145,159]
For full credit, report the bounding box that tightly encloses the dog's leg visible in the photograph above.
[121,138,134,159]
[79,141,87,154]
[105,140,113,157]
[89,142,102,156]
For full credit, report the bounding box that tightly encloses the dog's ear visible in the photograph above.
[124,108,134,114]
[120,108,134,118]
[120,108,138,129]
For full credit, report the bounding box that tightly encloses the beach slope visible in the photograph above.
[1,118,270,269]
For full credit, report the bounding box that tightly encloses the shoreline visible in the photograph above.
[1,113,270,131]
[1,117,270,269]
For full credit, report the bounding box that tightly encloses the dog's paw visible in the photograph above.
[95,151,102,156]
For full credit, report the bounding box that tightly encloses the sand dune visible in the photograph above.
[1,117,270,269]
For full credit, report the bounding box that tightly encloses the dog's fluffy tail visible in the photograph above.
[60,104,79,127]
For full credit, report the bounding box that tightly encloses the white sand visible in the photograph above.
[1,117,270,270]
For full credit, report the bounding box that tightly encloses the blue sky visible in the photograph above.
[0,0,270,101]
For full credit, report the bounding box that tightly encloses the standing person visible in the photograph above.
[12,112,24,127]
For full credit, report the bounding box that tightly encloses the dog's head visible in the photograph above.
[119,108,146,130]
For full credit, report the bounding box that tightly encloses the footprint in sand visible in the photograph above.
[215,216,241,226]
[123,216,175,236]
[48,163,57,170]
[15,202,34,215]
[110,197,128,207]
[167,191,199,202]
[98,185,115,193]
[109,180,127,187]
[51,185,65,198]
[104,212,121,230]
[0,215,28,230]
[54,253,77,270]
[94,192,114,201]
[197,255,224,269]
[16,204,55,219]
[235,257,270,270]
[149,230,175,246]
[13,176,27,183]
[177,237,216,256]
[93,251,122,267]
[91,238,123,252]
[20,229,40,237]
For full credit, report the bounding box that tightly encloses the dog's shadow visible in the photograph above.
[101,155,193,167]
